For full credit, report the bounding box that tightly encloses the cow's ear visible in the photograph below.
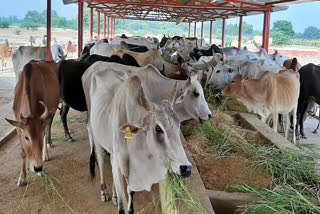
[120,123,144,136]
[175,94,185,104]
[5,118,23,128]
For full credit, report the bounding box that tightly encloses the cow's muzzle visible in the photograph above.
[34,165,43,173]
[180,165,192,178]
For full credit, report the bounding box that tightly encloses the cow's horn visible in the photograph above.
[20,113,28,125]
[39,101,49,120]
[140,87,151,112]
[167,82,178,106]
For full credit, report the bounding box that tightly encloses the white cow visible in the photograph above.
[82,68,192,213]
[89,43,123,57]
[111,38,157,50]
[86,62,212,123]
[12,45,65,80]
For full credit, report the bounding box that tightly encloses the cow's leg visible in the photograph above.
[292,105,297,145]
[17,151,27,186]
[42,132,49,162]
[284,113,290,141]
[313,110,320,134]
[96,143,110,202]
[272,113,278,132]
[127,188,135,214]
[46,113,55,148]
[278,114,284,133]
[60,102,73,141]
[299,102,309,139]
[112,184,117,206]
[111,155,126,214]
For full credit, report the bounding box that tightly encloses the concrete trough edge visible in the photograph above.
[159,133,215,214]
[0,128,16,147]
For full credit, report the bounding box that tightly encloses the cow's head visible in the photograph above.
[175,74,211,122]
[206,61,238,90]
[273,50,287,66]
[121,78,191,178]
[5,101,51,173]
[221,74,246,96]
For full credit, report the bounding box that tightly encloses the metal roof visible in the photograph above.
[63,0,311,22]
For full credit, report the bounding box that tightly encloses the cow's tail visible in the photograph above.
[89,145,96,179]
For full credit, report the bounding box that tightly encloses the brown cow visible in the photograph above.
[222,69,300,144]
[65,41,77,58]
[5,60,59,186]
[0,43,14,71]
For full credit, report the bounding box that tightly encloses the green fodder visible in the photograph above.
[204,88,230,111]
[42,172,75,213]
[253,146,320,187]
[234,185,320,214]
[164,173,207,214]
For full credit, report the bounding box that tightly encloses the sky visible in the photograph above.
[0,0,319,33]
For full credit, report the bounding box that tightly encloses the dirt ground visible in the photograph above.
[0,110,161,214]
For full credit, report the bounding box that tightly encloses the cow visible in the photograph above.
[90,43,123,57]
[120,41,149,53]
[189,44,223,61]
[51,44,67,62]
[12,46,65,80]
[111,38,157,50]
[57,55,140,141]
[296,63,320,139]
[82,70,192,214]
[85,62,211,123]
[65,41,77,58]
[0,43,14,71]
[5,60,59,185]
[222,69,300,144]
[115,49,181,76]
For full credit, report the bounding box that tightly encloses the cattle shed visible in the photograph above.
[45,0,311,59]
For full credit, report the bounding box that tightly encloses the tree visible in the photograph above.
[226,23,238,36]
[271,31,291,45]
[24,10,44,24]
[242,22,253,36]
[272,20,295,38]
[0,21,11,28]
[303,26,320,39]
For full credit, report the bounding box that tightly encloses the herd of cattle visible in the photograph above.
[2,34,320,214]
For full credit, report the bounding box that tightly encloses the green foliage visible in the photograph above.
[226,23,238,36]
[271,31,291,45]
[235,185,320,214]
[242,22,253,36]
[24,10,45,24]
[303,26,320,39]
[21,22,41,31]
[0,21,11,28]
[272,20,295,38]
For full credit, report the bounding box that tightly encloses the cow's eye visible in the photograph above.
[216,70,220,73]
[193,91,200,97]
[155,125,163,134]
[25,136,30,142]
[231,80,235,83]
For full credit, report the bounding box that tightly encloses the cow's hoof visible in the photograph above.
[112,197,117,206]
[301,136,307,139]
[312,130,318,134]
[43,155,49,162]
[101,192,110,202]
[47,143,54,148]
[17,177,26,186]
[66,137,74,142]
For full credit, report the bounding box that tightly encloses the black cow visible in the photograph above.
[296,63,320,139]
[120,34,128,39]
[189,44,223,61]
[121,41,149,52]
[58,55,140,141]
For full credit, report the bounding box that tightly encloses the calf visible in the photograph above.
[0,43,14,71]
[6,60,59,185]
[222,69,300,144]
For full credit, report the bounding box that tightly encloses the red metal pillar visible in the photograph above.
[103,14,106,39]
[46,0,51,61]
[222,19,225,47]
[209,20,213,44]
[77,0,83,57]
[188,22,191,37]
[114,18,116,37]
[262,10,271,52]
[194,22,197,38]
[97,12,100,40]
[110,17,113,38]
[238,16,243,50]
[201,21,204,39]
[90,8,93,41]
[107,16,110,38]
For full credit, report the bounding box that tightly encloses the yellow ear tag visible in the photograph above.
[124,127,132,139]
